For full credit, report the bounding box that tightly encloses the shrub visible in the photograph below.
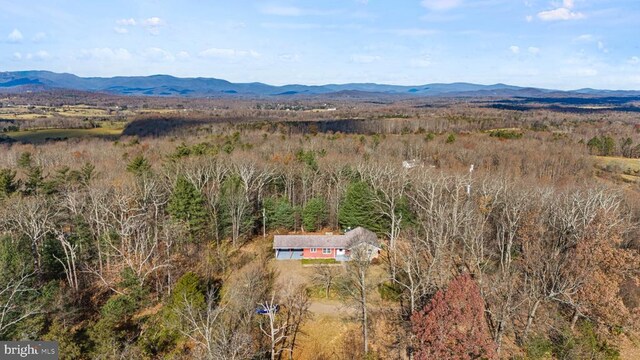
[489,129,523,139]
[424,132,436,142]
[378,282,402,301]
[525,336,553,360]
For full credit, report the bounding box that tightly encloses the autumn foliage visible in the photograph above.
[411,273,497,360]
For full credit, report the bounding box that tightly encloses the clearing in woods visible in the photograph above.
[594,156,640,183]
[272,259,353,358]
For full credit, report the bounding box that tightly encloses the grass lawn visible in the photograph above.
[6,127,123,142]
[301,258,339,265]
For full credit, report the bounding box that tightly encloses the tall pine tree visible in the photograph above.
[339,181,384,234]
[0,168,18,199]
[302,197,327,232]
[167,176,207,238]
[263,196,296,231]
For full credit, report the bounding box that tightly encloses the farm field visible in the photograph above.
[0,104,124,120]
[5,126,123,142]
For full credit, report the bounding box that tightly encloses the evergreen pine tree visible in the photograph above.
[339,181,383,233]
[23,166,43,196]
[167,176,207,238]
[302,197,328,232]
[126,155,151,176]
[0,168,18,199]
[264,196,296,230]
[17,152,33,169]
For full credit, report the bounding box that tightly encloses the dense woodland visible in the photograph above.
[0,95,639,359]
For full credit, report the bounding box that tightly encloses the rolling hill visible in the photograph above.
[1,70,639,98]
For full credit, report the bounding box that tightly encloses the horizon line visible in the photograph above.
[3,69,640,93]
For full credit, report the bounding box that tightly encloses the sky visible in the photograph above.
[1,0,639,90]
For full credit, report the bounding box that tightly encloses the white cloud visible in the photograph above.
[176,51,190,60]
[7,29,23,43]
[143,17,164,26]
[141,47,174,62]
[528,46,540,55]
[537,1,584,21]
[525,15,533,22]
[14,50,51,61]
[116,18,137,26]
[32,50,50,60]
[262,5,303,16]
[629,56,640,65]
[510,45,520,54]
[597,41,608,53]
[143,17,165,35]
[32,32,47,42]
[199,48,260,59]
[350,54,381,63]
[574,34,594,42]
[421,0,462,11]
[79,48,132,61]
[278,53,301,62]
[113,27,129,34]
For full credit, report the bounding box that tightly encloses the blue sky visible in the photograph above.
[1,0,639,89]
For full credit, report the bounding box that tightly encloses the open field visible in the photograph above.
[0,104,120,120]
[6,126,123,142]
[594,156,640,183]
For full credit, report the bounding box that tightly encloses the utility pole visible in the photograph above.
[263,207,266,238]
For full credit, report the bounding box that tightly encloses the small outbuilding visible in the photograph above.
[273,227,381,261]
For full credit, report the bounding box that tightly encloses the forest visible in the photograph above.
[0,93,639,359]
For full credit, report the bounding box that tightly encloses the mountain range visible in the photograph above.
[1,70,639,98]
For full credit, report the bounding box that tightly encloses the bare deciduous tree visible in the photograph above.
[0,268,40,338]
[340,245,373,355]
[312,265,340,299]
[1,196,58,278]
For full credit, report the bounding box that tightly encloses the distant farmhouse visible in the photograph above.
[273,227,381,261]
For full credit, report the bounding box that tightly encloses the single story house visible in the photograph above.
[273,227,381,261]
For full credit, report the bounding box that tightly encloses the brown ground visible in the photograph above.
[272,259,355,359]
